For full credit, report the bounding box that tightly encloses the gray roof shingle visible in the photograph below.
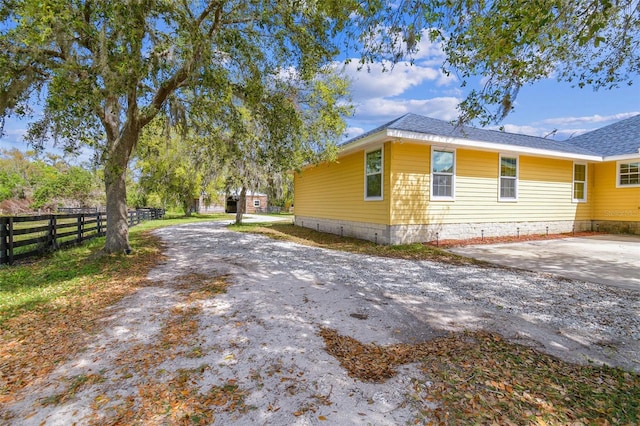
[567,114,640,156]
[343,113,630,157]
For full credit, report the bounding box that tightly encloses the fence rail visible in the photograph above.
[57,207,105,214]
[0,208,164,265]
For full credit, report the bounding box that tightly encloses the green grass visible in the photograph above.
[0,214,229,325]
[228,222,477,265]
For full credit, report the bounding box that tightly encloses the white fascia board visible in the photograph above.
[387,129,603,162]
[295,130,389,172]
[603,153,640,162]
[338,131,388,156]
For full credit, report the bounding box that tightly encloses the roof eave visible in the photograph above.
[387,129,603,162]
[338,130,389,155]
[603,152,640,162]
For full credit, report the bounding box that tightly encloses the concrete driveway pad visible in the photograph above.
[449,234,640,291]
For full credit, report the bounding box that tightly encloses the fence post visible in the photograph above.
[0,217,7,265]
[77,214,83,243]
[50,215,58,250]
[8,216,14,265]
[97,212,102,236]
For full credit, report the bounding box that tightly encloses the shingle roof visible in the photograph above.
[567,114,640,156]
[342,113,604,157]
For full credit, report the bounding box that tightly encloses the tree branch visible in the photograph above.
[196,0,221,27]
[138,64,191,128]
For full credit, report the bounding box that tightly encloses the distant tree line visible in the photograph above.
[0,149,103,212]
[0,145,292,217]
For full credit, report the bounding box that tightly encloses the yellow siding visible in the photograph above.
[294,144,390,224]
[389,142,430,224]
[389,144,593,225]
[592,161,640,221]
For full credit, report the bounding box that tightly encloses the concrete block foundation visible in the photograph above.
[294,216,594,245]
[294,216,391,244]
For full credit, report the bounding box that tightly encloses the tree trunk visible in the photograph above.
[182,198,192,217]
[103,132,137,254]
[235,187,247,224]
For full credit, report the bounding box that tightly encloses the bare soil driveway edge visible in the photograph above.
[448,234,640,292]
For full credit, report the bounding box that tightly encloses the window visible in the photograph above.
[253,199,261,207]
[431,148,455,200]
[365,148,383,199]
[573,163,587,202]
[618,161,640,187]
[499,155,518,201]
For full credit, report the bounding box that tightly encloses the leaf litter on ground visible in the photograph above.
[319,327,639,425]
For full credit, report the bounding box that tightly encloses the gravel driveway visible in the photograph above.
[5,221,639,425]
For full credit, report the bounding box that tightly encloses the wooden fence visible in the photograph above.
[0,208,165,265]
[57,207,105,214]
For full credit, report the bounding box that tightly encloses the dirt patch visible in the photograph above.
[0,198,33,215]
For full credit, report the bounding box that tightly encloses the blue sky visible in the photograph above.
[1,35,638,156]
[340,37,640,142]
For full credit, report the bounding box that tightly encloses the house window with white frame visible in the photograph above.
[253,199,261,207]
[499,155,518,200]
[365,148,383,199]
[431,148,455,199]
[573,163,587,202]
[618,161,640,186]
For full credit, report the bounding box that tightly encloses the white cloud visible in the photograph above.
[276,66,299,82]
[1,124,28,147]
[489,111,640,141]
[490,122,612,141]
[335,31,463,132]
[554,128,590,139]
[340,32,455,102]
[412,35,447,63]
[496,124,546,137]
[492,124,591,140]
[355,96,461,122]
[344,126,365,139]
[541,112,640,126]
[435,71,457,87]
[343,60,443,99]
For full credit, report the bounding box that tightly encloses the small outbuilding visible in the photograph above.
[225,190,268,214]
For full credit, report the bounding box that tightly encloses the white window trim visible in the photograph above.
[430,147,456,201]
[498,154,519,202]
[616,159,640,188]
[572,162,588,203]
[364,146,384,201]
[253,199,261,207]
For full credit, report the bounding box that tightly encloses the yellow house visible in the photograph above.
[294,113,640,244]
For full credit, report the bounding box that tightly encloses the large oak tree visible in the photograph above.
[0,0,355,252]
[2,1,637,252]
[351,0,639,124]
